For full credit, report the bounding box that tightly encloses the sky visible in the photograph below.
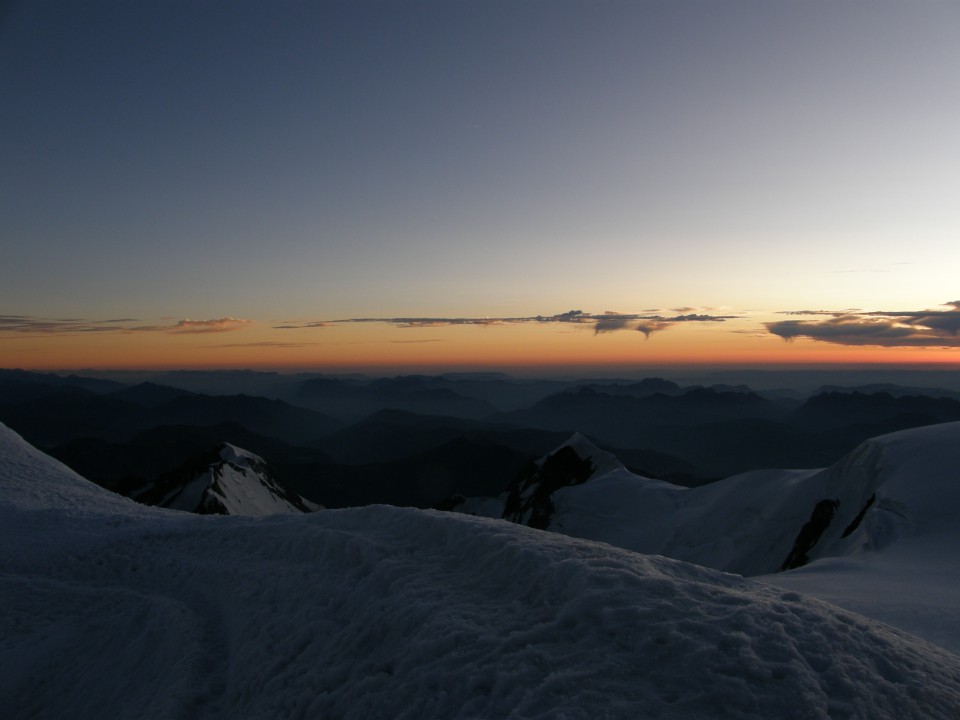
[2,0,959,373]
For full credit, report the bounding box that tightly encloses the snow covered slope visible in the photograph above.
[472,433,829,575]
[491,425,960,575]
[763,422,960,654]
[4,421,960,718]
[462,424,960,654]
[134,442,318,515]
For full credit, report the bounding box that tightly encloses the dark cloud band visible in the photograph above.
[767,301,960,347]
[275,309,739,338]
[0,316,252,336]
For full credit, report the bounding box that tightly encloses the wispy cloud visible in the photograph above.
[207,341,317,349]
[275,321,332,329]
[170,317,252,334]
[275,309,739,338]
[635,319,676,339]
[0,315,253,336]
[767,301,960,347]
[0,316,124,334]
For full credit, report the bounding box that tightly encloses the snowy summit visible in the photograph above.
[130,442,318,516]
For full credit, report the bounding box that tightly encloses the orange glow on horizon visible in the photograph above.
[4,318,960,373]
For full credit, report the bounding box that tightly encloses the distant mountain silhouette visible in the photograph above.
[500,386,786,448]
[577,378,683,398]
[815,383,960,401]
[0,381,341,449]
[14,370,960,510]
[0,369,124,404]
[0,369,124,401]
[791,391,960,431]
[287,434,532,509]
[295,376,498,420]
[108,381,199,408]
[0,391,147,446]
[314,409,487,464]
[150,394,341,444]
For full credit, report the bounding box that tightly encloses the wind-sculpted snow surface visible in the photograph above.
[3,423,960,719]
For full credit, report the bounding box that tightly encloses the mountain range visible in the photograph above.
[5,368,960,509]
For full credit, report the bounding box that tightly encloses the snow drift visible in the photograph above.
[2,421,960,719]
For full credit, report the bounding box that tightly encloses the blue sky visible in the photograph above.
[2,1,959,369]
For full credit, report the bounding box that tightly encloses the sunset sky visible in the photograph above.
[2,1,959,373]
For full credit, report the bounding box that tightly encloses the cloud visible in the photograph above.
[767,301,960,347]
[1,315,252,336]
[274,321,332,329]
[776,309,863,316]
[170,317,252,334]
[635,320,675,339]
[208,341,318,349]
[593,313,634,334]
[670,313,737,322]
[0,316,129,334]
[275,309,740,339]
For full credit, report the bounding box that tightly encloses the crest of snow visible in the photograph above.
[544,432,625,479]
[450,494,506,519]
[219,442,265,469]
[0,423,153,520]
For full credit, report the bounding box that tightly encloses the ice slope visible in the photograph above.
[4,422,960,719]
[154,443,318,515]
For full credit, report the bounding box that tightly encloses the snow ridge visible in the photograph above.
[547,432,626,478]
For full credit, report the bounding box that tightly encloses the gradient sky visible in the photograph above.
[2,1,959,372]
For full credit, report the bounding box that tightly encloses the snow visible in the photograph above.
[554,431,626,477]
[3,421,960,718]
[479,423,960,656]
[163,442,316,516]
[760,422,960,655]
[515,423,960,578]
[219,442,264,467]
[541,453,883,578]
